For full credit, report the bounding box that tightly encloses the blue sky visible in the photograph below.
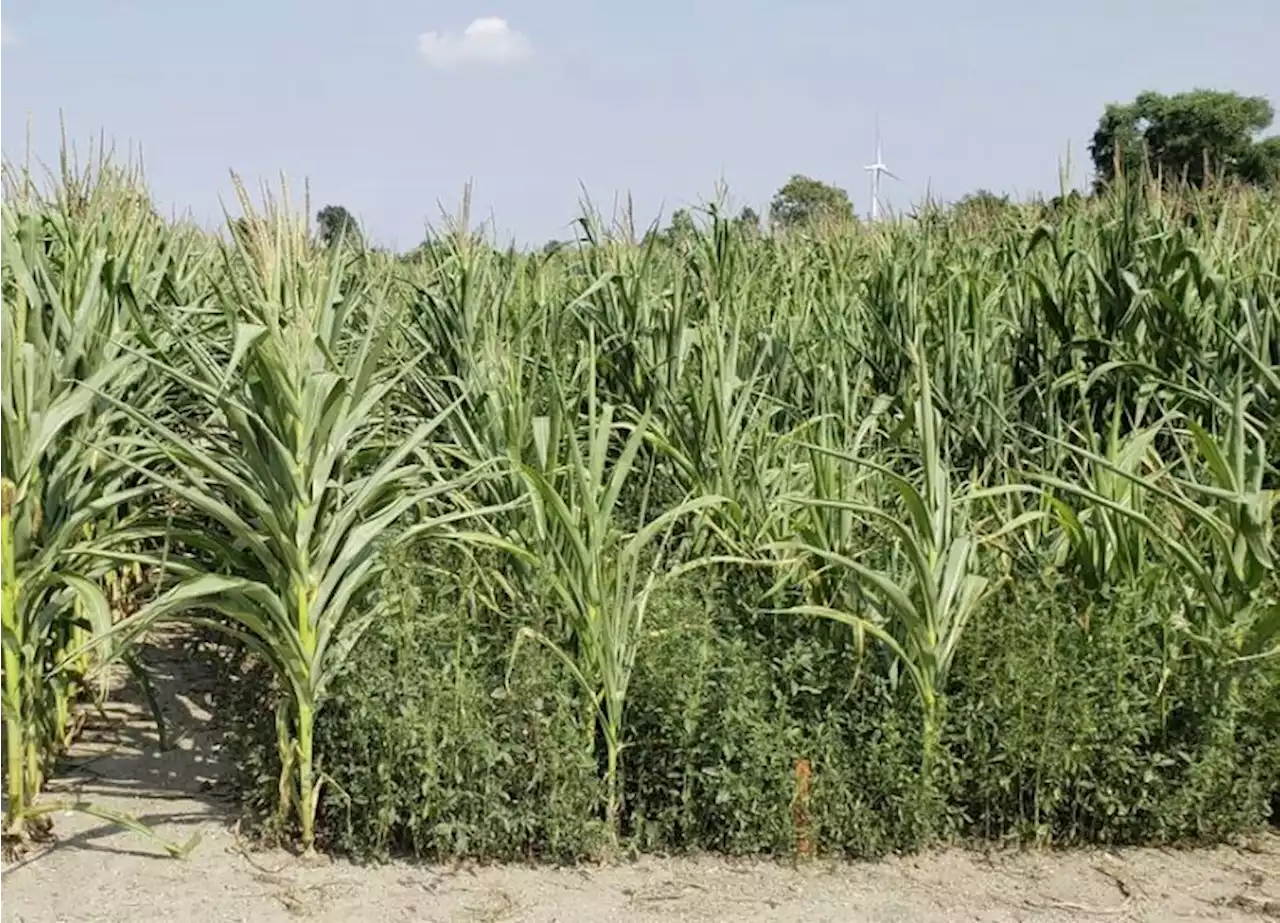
[2,1,1277,249]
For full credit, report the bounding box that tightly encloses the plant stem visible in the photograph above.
[604,732,620,849]
[920,689,941,776]
[919,689,945,835]
[296,697,316,853]
[292,568,319,853]
[1,478,27,836]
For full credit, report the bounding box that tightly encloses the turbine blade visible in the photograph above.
[884,169,901,181]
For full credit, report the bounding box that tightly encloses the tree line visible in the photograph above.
[315,88,1280,254]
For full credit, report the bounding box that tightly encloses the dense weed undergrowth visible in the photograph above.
[219,556,1278,861]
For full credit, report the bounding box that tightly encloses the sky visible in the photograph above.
[2,1,1278,250]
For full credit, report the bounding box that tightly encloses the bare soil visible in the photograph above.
[3,633,1278,923]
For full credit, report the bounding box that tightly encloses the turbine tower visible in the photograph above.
[864,125,900,221]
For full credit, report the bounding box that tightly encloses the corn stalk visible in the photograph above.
[509,337,725,846]
[0,163,189,851]
[769,338,1005,791]
[86,181,516,853]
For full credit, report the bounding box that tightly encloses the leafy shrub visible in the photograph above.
[618,570,935,857]
[314,549,604,861]
[947,569,1278,844]
[216,559,1277,858]
[624,575,797,854]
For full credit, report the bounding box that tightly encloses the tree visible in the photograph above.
[1042,189,1084,219]
[952,189,1013,221]
[1240,136,1280,186]
[315,204,363,249]
[768,175,854,230]
[1090,89,1280,189]
[641,207,698,249]
[734,206,761,237]
[669,207,696,239]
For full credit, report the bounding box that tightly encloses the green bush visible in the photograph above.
[621,570,936,857]
[947,569,1278,845]
[215,560,1277,859]
[312,550,605,861]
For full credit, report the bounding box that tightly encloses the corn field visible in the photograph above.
[2,150,1277,859]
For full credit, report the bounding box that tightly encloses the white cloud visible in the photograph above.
[418,17,531,70]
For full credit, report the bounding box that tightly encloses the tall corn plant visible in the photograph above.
[0,164,190,848]
[770,339,1004,786]
[1038,380,1274,625]
[1029,375,1277,709]
[654,305,789,552]
[509,339,725,845]
[1173,385,1277,659]
[99,182,498,853]
[1043,390,1167,591]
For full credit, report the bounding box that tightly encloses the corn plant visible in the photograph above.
[651,304,790,552]
[509,339,725,845]
[769,339,1005,785]
[1043,391,1168,591]
[0,166,191,850]
[90,182,516,853]
[1031,376,1277,661]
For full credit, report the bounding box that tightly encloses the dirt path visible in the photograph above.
[3,633,1279,923]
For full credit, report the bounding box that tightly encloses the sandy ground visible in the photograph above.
[3,634,1279,923]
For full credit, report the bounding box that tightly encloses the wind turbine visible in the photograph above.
[864,124,900,221]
